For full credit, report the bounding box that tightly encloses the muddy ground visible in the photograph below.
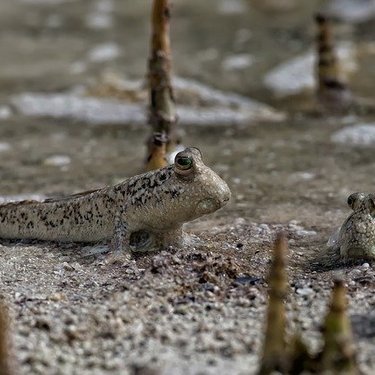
[0,0,374,374]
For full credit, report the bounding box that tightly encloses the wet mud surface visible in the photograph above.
[0,0,374,374]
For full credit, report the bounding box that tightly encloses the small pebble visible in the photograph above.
[88,43,120,62]
[44,155,71,167]
[233,276,261,286]
[0,106,11,119]
[0,142,12,152]
[331,124,375,147]
[296,287,314,296]
[48,293,66,302]
[217,0,247,15]
[222,54,254,71]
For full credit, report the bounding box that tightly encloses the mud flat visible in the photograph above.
[0,0,374,374]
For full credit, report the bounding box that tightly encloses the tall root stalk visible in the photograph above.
[315,13,352,112]
[258,232,289,374]
[147,0,178,164]
[318,279,358,374]
[0,302,14,375]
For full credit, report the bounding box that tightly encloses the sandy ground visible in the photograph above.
[0,118,374,374]
[0,0,374,374]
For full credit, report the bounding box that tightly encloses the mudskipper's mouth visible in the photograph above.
[197,198,220,213]
[221,185,231,205]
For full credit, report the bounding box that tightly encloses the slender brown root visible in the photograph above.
[0,302,13,375]
[288,333,314,374]
[145,132,168,171]
[315,13,341,90]
[258,232,289,374]
[314,13,352,113]
[317,278,358,374]
[147,0,178,160]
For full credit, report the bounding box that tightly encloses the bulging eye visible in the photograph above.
[367,194,375,214]
[347,194,355,209]
[176,156,193,170]
[174,154,194,177]
[347,192,366,211]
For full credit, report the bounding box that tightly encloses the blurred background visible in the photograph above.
[0,0,374,100]
[1,2,375,374]
[0,0,374,211]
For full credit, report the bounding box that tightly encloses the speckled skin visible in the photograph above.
[0,148,231,252]
[328,193,375,260]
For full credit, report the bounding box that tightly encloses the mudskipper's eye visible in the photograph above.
[174,153,194,177]
[347,192,366,211]
[176,156,193,170]
[367,194,375,215]
[347,194,356,209]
